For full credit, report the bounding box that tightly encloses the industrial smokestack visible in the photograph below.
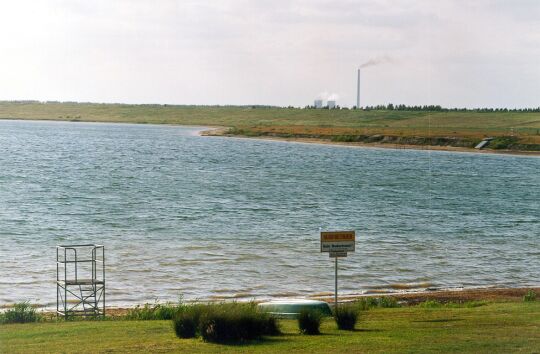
[356,69,360,108]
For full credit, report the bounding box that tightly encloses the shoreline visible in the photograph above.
[2,118,538,156]
[81,286,540,317]
[314,286,540,305]
[202,128,540,157]
[4,286,538,313]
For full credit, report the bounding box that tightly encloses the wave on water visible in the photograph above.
[1,120,539,308]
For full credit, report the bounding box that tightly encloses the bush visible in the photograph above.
[126,301,185,320]
[334,305,359,330]
[356,296,401,310]
[297,309,322,335]
[263,315,281,336]
[0,302,41,324]
[198,303,279,343]
[489,136,519,150]
[417,300,443,308]
[524,290,537,302]
[173,309,199,338]
[378,296,400,308]
[172,302,280,343]
[417,300,489,308]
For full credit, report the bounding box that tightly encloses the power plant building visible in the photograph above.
[314,99,323,109]
[328,100,336,109]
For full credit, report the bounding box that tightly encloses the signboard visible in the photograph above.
[329,251,347,258]
[321,231,355,253]
[320,230,356,309]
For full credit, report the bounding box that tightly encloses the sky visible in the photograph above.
[1,0,539,108]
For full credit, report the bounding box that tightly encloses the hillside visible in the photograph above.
[1,101,539,151]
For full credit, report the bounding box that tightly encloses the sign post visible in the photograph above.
[335,257,338,308]
[320,231,355,309]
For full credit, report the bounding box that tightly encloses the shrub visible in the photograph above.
[198,303,279,343]
[171,302,280,343]
[356,297,378,310]
[356,296,401,310]
[418,300,489,308]
[173,305,202,338]
[263,315,281,336]
[334,305,359,330]
[0,302,41,324]
[418,300,443,308]
[378,296,400,308]
[153,304,182,320]
[524,290,537,302]
[297,309,322,335]
[126,301,185,320]
[490,136,519,150]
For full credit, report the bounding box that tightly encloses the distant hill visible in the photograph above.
[1,101,539,151]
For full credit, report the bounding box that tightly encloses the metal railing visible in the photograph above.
[56,244,105,318]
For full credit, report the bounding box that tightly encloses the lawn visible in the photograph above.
[1,302,539,353]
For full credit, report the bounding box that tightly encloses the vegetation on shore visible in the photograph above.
[333,305,360,330]
[297,309,323,335]
[0,303,42,325]
[1,301,539,353]
[1,101,540,151]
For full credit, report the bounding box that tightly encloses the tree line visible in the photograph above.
[3,100,540,112]
[357,104,540,112]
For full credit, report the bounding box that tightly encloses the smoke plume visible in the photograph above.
[317,91,340,101]
[360,55,393,69]
[327,93,339,101]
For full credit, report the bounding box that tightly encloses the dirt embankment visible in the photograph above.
[202,128,540,156]
[386,287,540,305]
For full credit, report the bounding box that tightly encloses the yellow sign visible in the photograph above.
[321,231,355,242]
[321,231,355,252]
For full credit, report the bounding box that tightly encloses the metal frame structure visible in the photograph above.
[57,244,105,318]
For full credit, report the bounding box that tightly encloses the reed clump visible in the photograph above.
[356,296,401,310]
[125,301,185,320]
[0,302,42,324]
[524,290,537,302]
[297,309,323,335]
[172,302,280,343]
[334,305,359,330]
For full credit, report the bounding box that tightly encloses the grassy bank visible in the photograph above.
[1,101,540,151]
[1,302,539,353]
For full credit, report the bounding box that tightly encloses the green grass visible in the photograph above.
[1,302,539,353]
[1,101,540,150]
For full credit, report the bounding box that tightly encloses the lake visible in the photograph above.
[0,120,538,307]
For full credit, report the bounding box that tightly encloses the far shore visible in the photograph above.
[2,116,538,156]
[201,128,540,157]
[1,101,540,155]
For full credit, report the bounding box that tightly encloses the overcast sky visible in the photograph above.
[1,0,539,108]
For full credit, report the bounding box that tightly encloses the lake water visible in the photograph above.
[0,120,538,307]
